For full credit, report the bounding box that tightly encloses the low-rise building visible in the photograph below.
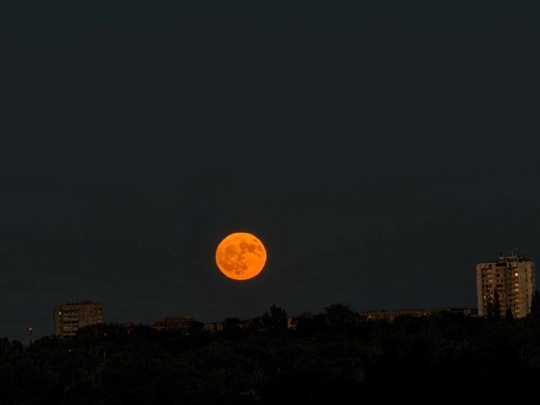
[54,300,104,337]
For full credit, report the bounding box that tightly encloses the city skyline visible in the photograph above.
[17,249,540,342]
[49,299,481,341]
[2,2,539,343]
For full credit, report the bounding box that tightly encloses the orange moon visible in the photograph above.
[215,232,267,280]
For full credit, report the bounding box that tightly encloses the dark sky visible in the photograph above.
[1,1,539,342]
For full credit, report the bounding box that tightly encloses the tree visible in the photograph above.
[219,317,245,340]
[262,304,289,336]
[530,289,540,316]
[290,312,316,336]
[486,291,502,320]
[505,306,514,322]
[324,303,359,333]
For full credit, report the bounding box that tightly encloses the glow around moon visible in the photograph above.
[215,232,267,280]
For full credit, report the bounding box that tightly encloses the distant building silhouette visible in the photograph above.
[476,251,536,318]
[359,307,476,321]
[54,300,104,337]
[151,315,194,331]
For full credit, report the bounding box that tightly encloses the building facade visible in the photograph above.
[476,251,536,318]
[54,300,104,337]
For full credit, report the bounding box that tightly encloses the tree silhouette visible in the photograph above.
[486,291,502,319]
[262,304,289,336]
[505,306,514,322]
[530,289,540,316]
[324,303,359,333]
[3,304,540,403]
[290,312,316,337]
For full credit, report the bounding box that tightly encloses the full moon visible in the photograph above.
[215,232,267,280]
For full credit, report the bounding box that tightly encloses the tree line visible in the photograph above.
[1,302,540,404]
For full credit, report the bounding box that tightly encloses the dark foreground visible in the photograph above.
[1,304,539,404]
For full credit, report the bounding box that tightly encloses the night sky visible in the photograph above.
[1,1,539,342]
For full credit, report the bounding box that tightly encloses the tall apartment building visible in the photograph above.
[54,300,104,337]
[476,251,536,318]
